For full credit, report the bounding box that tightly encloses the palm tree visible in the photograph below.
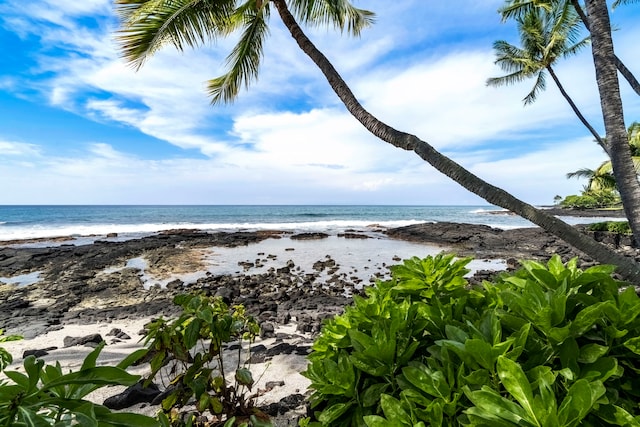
[567,122,640,191]
[115,0,640,282]
[488,1,605,147]
[583,0,640,244]
[500,0,640,96]
[497,0,640,241]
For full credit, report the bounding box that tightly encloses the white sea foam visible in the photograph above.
[0,219,426,242]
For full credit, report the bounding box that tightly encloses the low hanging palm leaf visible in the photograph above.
[116,0,374,104]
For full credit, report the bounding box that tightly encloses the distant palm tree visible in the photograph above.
[499,0,640,96]
[567,122,640,191]
[488,1,604,147]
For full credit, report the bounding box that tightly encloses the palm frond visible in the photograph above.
[523,70,546,104]
[628,122,640,154]
[206,3,270,104]
[567,168,596,180]
[115,0,236,69]
[613,0,639,8]
[492,41,532,72]
[288,0,375,36]
[499,0,553,21]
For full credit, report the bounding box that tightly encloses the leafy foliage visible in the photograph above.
[137,293,268,426]
[588,221,632,235]
[0,329,22,373]
[0,341,157,426]
[560,191,621,209]
[303,253,640,426]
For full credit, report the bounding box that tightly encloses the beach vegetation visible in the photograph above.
[135,293,267,426]
[302,253,640,426]
[560,191,620,209]
[0,341,158,426]
[113,0,640,283]
[0,329,21,374]
[588,221,632,235]
[564,122,640,205]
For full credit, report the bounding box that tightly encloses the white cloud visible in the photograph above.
[0,141,42,157]
[1,0,638,206]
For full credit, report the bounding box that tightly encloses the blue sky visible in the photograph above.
[1,1,639,205]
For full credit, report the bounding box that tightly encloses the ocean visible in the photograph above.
[0,204,612,244]
[0,205,621,287]
[0,205,624,243]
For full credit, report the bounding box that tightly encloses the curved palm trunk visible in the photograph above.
[569,0,640,96]
[272,0,640,283]
[584,0,640,242]
[547,65,605,150]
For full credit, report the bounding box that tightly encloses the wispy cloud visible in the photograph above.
[0,0,637,204]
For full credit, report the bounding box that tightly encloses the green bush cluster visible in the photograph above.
[560,192,620,209]
[302,253,640,426]
[588,221,632,235]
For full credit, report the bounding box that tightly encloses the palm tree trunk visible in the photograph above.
[584,0,640,242]
[570,0,640,96]
[547,65,605,151]
[271,0,640,283]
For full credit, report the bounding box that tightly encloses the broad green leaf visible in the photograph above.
[465,339,495,371]
[570,302,612,336]
[117,348,148,369]
[361,383,389,407]
[617,287,640,326]
[380,394,411,425]
[17,406,51,427]
[184,318,202,349]
[496,356,537,423]
[559,338,580,376]
[402,364,450,400]
[363,415,395,427]
[318,402,353,424]
[580,357,618,382]
[464,386,531,425]
[558,379,605,426]
[5,370,30,389]
[80,342,105,371]
[578,344,609,363]
[623,336,640,355]
[23,356,44,393]
[235,367,254,387]
[41,367,140,391]
[445,325,468,343]
[595,404,640,426]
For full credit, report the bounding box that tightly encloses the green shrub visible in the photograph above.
[588,221,632,235]
[0,329,21,373]
[0,341,157,426]
[561,192,620,209]
[137,293,268,427]
[302,253,640,426]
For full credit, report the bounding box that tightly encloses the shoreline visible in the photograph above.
[1,217,636,425]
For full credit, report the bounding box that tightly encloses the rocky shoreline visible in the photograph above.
[1,217,638,425]
[1,217,638,338]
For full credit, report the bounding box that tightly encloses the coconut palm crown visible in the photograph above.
[115,0,374,104]
[488,1,588,105]
[567,122,640,192]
